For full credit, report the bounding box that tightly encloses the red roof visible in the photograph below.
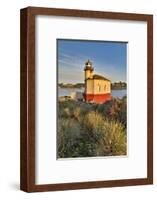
[87,74,110,81]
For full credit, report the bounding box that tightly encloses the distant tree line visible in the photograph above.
[58,83,85,88]
[111,82,127,90]
[58,81,127,90]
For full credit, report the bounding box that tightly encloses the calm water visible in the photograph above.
[58,87,126,99]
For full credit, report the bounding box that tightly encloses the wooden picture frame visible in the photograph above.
[20,6,153,192]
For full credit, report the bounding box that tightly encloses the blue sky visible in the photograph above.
[57,39,127,83]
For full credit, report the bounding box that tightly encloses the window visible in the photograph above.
[98,84,101,92]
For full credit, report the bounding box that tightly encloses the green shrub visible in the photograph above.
[80,111,126,156]
[57,118,81,158]
[96,119,127,156]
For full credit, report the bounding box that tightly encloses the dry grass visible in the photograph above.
[57,97,127,158]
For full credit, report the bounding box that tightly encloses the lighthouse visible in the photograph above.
[84,60,111,104]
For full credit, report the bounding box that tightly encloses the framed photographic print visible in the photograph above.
[20,7,153,192]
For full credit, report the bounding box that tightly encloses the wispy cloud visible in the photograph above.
[94,61,126,82]
[57,40,127,83]
[58,51,85,83]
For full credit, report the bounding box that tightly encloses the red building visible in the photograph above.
[84,60,111,104]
